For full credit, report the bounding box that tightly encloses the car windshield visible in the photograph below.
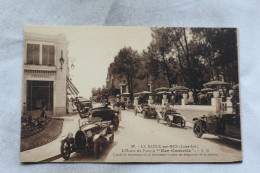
[80,117,102,124]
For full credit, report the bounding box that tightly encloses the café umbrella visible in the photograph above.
[204,80,230,96]
[170,86,189,91]
[157,91,172,95]
[140,91,151,95]
[155,87,169,92]
[204,80,230,87]
[201,88,215,92]
[134,92,141,97]
[122,92,130,96]
[233,84,239,90]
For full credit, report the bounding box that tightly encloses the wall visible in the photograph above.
[22,32,69,116]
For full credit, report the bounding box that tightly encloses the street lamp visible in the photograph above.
[59,50,65,71]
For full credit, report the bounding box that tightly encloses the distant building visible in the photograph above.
[106,60,169,96]
[22,32,77,116]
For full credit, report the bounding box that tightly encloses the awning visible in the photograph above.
[67,76,79,96]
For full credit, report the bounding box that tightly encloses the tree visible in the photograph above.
[112,47,140,101]
[146,27,180,87]
[191,28,238,84]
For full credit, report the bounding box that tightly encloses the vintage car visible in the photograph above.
[60,117,114,160]
[91,106,120,131]
[192,112,241,142]
[134,104,157,118]
[78,100,92,115]
[156,108,186,127]
[75,98,88,111]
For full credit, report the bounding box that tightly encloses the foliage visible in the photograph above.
[102,27,238,101]
[112,47,140,100]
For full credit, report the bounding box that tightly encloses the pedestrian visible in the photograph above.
[41,109,47,119]
[114,102,122,121]
[171,95,175,106]
[188,90,194,104]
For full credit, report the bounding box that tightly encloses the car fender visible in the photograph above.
[156,111,163,119]
[60,136,68,142]
[93,134,101,142]
[193,115,206,122]
[167,115,174,121]
[193,118,207,128]
[181,115,187,121]
[192,118,200,121]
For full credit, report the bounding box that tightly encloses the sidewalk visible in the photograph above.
[20,114,80,162]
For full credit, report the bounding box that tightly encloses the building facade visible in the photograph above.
[106,61,169,96]
[22,32,69,116]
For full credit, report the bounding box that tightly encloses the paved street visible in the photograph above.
[54,109,242,163]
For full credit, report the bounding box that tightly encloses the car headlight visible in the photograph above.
[86,131,92,138]
[67,132,73,138]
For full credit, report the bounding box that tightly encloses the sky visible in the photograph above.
[24,26,153,98]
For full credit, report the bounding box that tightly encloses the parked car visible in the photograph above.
[75,98,87,111]
[121,101,126,110]
[156,108,186,127]
[91,106,120,131]
[78,100,92,116]
[192,113,241,142]
[60,117,114,160]
[134,104,157,118]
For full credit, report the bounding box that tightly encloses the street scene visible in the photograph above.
[20,26,241,163]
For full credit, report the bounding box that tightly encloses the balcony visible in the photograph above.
[24,64,57,71]
[24,64,57,79]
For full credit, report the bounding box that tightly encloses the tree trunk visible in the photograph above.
[161,53,172,87]
[176,46,187,85]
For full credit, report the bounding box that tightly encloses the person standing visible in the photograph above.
[188,90,194,104]
[114,102,122,121]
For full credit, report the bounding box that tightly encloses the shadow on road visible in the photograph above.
[158,122,190,130]
[203,137,241,150]
[59,141,118,162]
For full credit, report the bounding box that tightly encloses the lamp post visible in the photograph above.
[59,50,65,71]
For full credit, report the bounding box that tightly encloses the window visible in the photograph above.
[122,85,127,93]
[27,44,40,65]
[147,84,151,92]
[42,45,55,65]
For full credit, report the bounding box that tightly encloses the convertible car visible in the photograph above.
[193,112,241,142]
[134,104,157,118]
[60,117,114,160]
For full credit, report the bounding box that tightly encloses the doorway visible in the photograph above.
[27,81,53,111]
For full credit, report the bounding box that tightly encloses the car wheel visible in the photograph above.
[193,121,203,138]
[156,115,160,123]
[93,142,101,159]
[181,120,186,128]
[114,123,119,131]
[109,134,114,144]
[166,118,172,127]
[60,140,71,160]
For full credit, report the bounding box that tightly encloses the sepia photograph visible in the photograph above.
[20,26,241,163]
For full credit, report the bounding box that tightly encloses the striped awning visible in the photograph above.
[67,76,79,95]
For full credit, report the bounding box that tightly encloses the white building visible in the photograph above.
[22,32,74,116]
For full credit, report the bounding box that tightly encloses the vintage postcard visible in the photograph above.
[20,26,241,163]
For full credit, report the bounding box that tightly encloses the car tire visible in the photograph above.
[109,134,114,144]
[60,140,71,160]
[193,121,203,138]
[166,117,172,127]
[181,120,186,128]
[93,141,101,159]
[114,123,119,131]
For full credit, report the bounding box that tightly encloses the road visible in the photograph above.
[54,110,242,163]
